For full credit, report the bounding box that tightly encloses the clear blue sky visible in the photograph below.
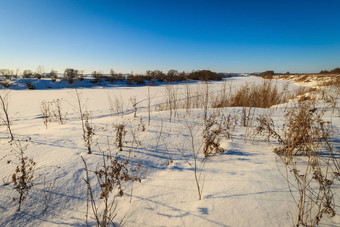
[0,0,339,74]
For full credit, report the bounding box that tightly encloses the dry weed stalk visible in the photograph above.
[7,140,35,211]
[41,100,51,129]
[115,124,126,151]
[73,90,94,154]
[241,107,255,127]
[108,92,125,116]
[222,113,238,140]
[42,177,56,212]
[202,114,224,157]
[50,99,67,124]
[0,90,14,140]
[41,99,67,128]
[164,84,178,122]
[129,96,137,118]
[178,119,207,200]
[81,145,141,226]
[256,100,338,226]
[84,112,95,154]
[184,84,192,113]
[147,86,151,126]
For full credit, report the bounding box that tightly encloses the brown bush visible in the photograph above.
[229,80,282,108]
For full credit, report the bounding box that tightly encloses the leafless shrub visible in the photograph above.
[64,68,78,84]
[127,117,145,148]
[26,81,35,90]
[81,146,141,226]
[47,70,58,82]
[0,90,14,140]
[255,113,283,145]
[41,100,51,129]
[73,90,94,154]
[108,92,124,116]
[50,99,67,124]
[278,148,336,226]
[178,120,206,200]
[255,101,337,226]
[7,140,35,211]
[115,124,126,151]
[202,115,224,157]
[41,99,67,128]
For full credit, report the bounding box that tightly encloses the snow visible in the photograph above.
[0,76,339,226]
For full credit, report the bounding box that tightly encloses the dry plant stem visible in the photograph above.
[203,82,209,122]
[81,156,100,226]
[9,140,36,211]
[128,124,140,147]
[42,177,56,212]
[155,115,164,152]
[165,85,173,122]
[202,114,224,157]
[0,91,14,140]
[84,113,94,154]
[107,91,124,116]
[129,96,137,118]
[115,124,126,151]
[41,100,51,129]
[262,101,337,226]
[75,90,86,146]
[147,86,151,126]
[74,90,93,154]
[81,144,141,226]
[183,120,205,200]
[52,99,66,124]
[184,84,191,113]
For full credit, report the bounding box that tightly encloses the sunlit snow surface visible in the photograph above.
[0,76,339,226]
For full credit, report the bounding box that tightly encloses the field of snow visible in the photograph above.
[0,76,339,226]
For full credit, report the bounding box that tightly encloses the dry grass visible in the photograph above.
[254,100,338,226]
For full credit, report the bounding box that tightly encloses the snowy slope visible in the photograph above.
[0,76,339,226]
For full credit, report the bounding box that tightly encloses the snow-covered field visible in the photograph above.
[0,76,339,226]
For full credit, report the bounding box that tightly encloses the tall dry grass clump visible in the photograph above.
[229,80,282,108]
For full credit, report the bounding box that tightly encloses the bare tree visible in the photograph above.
[64,68,78,83]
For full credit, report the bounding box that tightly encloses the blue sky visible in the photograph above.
[0,0,339,74]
